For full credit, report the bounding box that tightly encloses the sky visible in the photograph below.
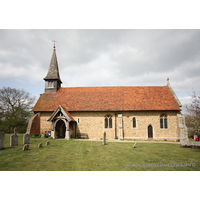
[0,29,200,113]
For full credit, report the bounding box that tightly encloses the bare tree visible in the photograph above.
[0,87,36,133]
[185,90,200,137]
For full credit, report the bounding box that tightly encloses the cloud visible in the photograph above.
[0,29,200,104]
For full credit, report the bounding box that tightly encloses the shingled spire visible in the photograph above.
[44,43,62,93]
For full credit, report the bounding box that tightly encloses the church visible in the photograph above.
[27,44,187,141]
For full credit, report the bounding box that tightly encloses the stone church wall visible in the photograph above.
[71,110,179,140]
[71,111,116,139]
[39,110,179,140]
[121,111,179,140]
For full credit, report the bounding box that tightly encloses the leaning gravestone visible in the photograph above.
[103,131,106,145]
[0,131,5,150]
[10,127,18,146]
[46,141,50,145]
[22,144,29,151]
[38,143,42,148]
[23,133,30,144]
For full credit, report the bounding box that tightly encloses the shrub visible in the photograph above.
[176,139,180,142]
[41,134,46,138]
[48,137,53,139]
[164,139,167,141]
[115,136,118,139]
[37,135,41,138]
[70,135,74,139]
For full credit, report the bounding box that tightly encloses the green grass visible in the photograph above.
[0,134,200,171]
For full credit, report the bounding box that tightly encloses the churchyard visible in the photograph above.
[0,133,200,171]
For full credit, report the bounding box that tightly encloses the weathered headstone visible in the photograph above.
[103,131,106,145]
[10,127,18,146]
[23,133,30,144]
[133,142,137,148]
[22,144,29,151]
[46,141,50,145]
[38,143,42,148]
[0,131,5,150]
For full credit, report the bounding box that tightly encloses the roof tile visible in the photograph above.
[33,86,181,112]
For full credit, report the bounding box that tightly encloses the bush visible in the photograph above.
[164,139,167,141]
[37,135,41,138]
[70,135,74,139]
[115,136,118,139]
[41,134,46,138]
[48,137,53,139]
[176,139,180,142]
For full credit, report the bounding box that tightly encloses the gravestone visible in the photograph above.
[103,131,106,145]
[46,141,50,145]
[22,144,29,151]
[10,127,18,146]
[38,143,42,148]
[133,142,137,148]
[23,133,30,144]
[0,131,5,150]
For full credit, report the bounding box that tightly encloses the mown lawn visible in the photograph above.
[0,134,200,171]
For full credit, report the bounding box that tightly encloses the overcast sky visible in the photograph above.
[0,29,199,112]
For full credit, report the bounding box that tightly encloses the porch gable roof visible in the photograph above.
[47,105,76,122]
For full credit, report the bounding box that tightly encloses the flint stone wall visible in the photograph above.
[0,131,5,150]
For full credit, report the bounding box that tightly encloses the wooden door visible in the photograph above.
[148,125,153,138]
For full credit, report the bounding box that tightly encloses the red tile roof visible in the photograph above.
[32,86,181,112]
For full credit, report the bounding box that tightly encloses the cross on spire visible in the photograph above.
[52,40,56,51]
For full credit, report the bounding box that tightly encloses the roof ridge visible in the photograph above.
[60,85,167,89]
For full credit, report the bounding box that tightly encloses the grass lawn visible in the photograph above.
[0,134,200,171]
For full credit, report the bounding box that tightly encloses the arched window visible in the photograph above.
[160,114,168,129]
[133,117,136,128]
[105,115,112,128]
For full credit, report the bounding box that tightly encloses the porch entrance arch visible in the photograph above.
[55,119,66,138]
[47,105,76,139]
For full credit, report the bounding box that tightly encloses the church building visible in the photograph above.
[27,44,187,141]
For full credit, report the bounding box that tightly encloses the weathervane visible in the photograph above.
[52,40,56,50]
